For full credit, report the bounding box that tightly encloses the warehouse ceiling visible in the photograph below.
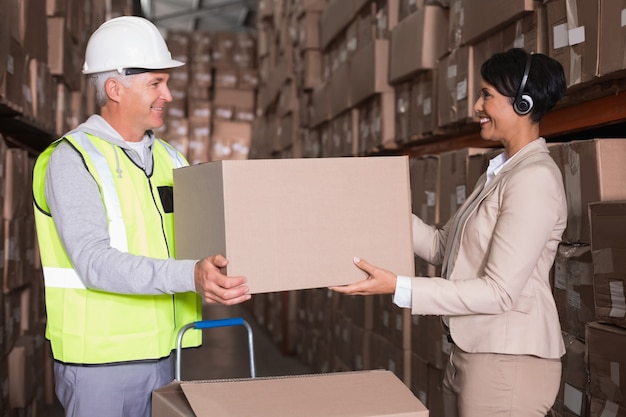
[139,0,258,35]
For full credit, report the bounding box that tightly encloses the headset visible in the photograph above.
[513,52,534,116]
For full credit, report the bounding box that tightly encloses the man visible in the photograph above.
[32,16,251,417]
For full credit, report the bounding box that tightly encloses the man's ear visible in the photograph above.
[105,77,123,103]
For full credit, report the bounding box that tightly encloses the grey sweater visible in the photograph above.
[44,115,197,294]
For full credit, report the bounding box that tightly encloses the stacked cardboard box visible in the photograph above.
[161,30,258,164]
[47,0,125,137]
[8,0,626,161]
[0,2,134,415]
[545,139,626,417]
[583,201,626,414]
[585,200,626,415]
[162,30,191,161]
[0,133,53,417]
[251,0,328,158]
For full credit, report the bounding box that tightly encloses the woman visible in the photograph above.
[332,48,567,416]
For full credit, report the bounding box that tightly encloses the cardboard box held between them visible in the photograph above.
[174,156,415,293]
[152,369,429,417]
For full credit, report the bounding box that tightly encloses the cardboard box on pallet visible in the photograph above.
[553,244,595,340]
[549,139,626,244]
[589,200,626,328]
[552,333,589,417]
[585,321,626,413]
[152,370,428,417]
[174,156,414,294]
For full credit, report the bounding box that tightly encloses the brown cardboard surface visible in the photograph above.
[553,333,588,416]
[436,46,474,128]
[327,109,356,157]
[545,0,599,88]
[438,149,469,226]
[320,0,356,49]
[409,155,440,226]
[211,120,252,161]
[472,8,546,104]
[4,147,28,221]
[301,49,323,90]
[153,370,428,417]
[394,82,411,144]
[5,37,26,112]
[589,396,626,417]
[174,156,414,293]
[589,200,626,251]
[598,0,626,77]
[330,60,351,118]
[299,11,321,50]
[389,5,448,84]
[408,70,437,139]
[0,0,9,100]
[460,0,536,46]
[8,335,36,408]
[309,81,331,128]
[350,39,393,106]
[553,244,594,340]
[3,217,25,294]
[212,88,255,112]
[550,139,626,244]
[585,321,626,406]
[592,247,626,327]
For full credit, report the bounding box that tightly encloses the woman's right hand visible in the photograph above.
[330,257,397,296]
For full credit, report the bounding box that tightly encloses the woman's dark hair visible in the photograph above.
[480,48,566,123]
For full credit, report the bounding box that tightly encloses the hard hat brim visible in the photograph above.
[82,58,185,75]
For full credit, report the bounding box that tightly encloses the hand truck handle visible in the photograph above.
[175,318,256,381]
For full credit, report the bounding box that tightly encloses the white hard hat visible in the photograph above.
[82,16,184,75]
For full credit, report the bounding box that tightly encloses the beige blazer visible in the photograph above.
[410,138,566,359]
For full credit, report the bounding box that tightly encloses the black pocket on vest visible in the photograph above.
[158,186,174,213]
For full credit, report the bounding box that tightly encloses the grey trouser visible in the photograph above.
[54,354,174,417]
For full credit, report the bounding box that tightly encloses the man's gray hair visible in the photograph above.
[89,70,133,107]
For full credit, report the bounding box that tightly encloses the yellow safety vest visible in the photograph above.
[32,132,201,364]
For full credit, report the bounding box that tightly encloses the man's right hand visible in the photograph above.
[194,255,251,305]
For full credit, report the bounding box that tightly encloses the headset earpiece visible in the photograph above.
[515,94,534,115]
[513,53,534,116]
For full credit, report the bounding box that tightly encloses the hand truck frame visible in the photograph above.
[175,317,256,381]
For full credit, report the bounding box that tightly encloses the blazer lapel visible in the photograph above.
[440,139,549,279]
[441,172,489,278]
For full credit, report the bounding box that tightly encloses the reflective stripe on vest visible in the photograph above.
[75,132,128,252]
[43,266,86,289]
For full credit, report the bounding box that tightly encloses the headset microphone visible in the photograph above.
[513,52,534,116]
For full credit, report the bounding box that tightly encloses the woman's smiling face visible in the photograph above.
[473,80,519,144]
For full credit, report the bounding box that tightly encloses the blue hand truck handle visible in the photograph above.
[194,317,244,329]
[175,318,256,381]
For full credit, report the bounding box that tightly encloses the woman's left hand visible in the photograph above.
[330,257,398,295]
